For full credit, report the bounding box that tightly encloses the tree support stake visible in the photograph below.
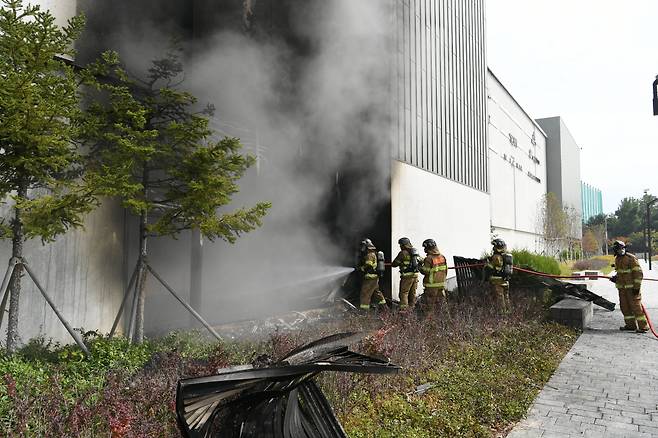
[146,264,223,342]
[0,257,20,329]
[21,262,91,357]
[108,262,140,338]
[0,258,90,357]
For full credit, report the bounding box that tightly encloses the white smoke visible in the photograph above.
[81,0,395,329]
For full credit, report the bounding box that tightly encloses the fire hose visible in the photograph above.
[507,266,658,338]
[384,262,658,339]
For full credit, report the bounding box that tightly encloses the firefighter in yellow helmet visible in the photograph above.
[418,239,447,314]
[485,238,512,311]
[391,237,420,310]
[610,240,648,333]
[357,239,387,311]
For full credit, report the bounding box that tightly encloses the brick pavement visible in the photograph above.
[507,262,658,438]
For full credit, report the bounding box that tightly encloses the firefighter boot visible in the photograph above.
[374,289,387,306]
[619,322,636,331]
[635,315,649,333]
[359,278,379,312]
[629,290,649,333]
[618,290,636,331]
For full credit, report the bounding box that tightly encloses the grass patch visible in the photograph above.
[561,255,615,276]
[335,321,575,438]
[0,300,577,437]
[559,261,573,276]
[511,250,561,275]
[592,255,615,274]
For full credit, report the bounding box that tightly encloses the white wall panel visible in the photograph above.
[487,70,547,250]
[35,0,77,28]
[391,160,490,298]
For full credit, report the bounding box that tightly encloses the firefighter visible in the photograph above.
[391,237,420,310]
[610,240,648,333]
[357,238,386,311]
[485,238,513,311]
[418,239,447,314]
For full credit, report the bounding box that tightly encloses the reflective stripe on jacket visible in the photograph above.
[487,253,504,275]
[420,252,447,288]
[392,250,417,277]
[615,253,642,290]
[359,251,379,280]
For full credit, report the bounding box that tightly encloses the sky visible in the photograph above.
[486,0,658,213]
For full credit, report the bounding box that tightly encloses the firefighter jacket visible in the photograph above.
[419,249,447,288]
[487,252,512,280]
[358,251,379,280]
[614,253,643,291]
[392,249,418,277]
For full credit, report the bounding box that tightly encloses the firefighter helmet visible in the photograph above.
[422,239,437,251]
[492,238,507,252]
[612,240,626,256]
[398,237,412,248]
[361,238,376,250]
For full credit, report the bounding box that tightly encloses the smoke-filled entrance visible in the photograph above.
[320,161,392,301]
[79,0,395,331]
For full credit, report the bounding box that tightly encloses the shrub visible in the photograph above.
[0,299,576,437]
[335,318,576,438]
[512,250,561,275]
[572,258,608,271]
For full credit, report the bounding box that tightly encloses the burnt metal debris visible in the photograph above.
[517,272,616,311]
[176,332,400,438]
[453,256,489,299]
[453,256,616,311]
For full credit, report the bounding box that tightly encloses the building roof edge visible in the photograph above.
[487,67,548,139]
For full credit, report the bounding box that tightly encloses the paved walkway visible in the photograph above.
[508,261,658,438]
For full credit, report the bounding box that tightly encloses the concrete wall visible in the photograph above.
[391,160,491,298]
[0,1,126,345]
[535,117,563,201]
[0,201,127,344]
[35,0,77,28]
[536,116,583,238]
[490,228,542,252]
[487,70,547,252]
[557,120,583,226]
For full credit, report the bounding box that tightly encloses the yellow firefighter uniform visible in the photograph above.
[358,250,386,310]
[486,252,510,311]
[614,252,648,332]
[419,249,447,314]
[392,248,418,309]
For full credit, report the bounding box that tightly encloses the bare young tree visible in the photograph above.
[582,228,599,258]
[536,192,568,257]
[563,205,582,260]
[589,223,606,255]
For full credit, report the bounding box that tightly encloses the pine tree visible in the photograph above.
[0,0,97,353]
[82,49,270,343]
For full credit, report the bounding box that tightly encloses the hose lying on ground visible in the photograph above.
[641,304,658,339]
[384,261,658,339]
[452,263,658,340]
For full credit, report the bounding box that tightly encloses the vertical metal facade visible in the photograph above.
[392,0,488,192]
[581,182,603,223]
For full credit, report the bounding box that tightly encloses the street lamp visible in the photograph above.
[653,75,658,115]
[604,215,609,255]
[647,197,658,270]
